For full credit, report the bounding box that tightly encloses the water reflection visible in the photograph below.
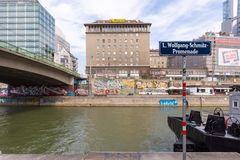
[0,106,228,154]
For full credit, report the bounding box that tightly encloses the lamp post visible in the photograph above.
[88,55,93,96]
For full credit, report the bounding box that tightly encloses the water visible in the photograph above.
[0,106,228,154]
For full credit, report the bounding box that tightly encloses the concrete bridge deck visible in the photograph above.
[0,152,239,160]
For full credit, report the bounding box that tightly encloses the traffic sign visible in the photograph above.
[159,41,211,56]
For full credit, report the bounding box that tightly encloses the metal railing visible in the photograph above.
[0,40,80,78]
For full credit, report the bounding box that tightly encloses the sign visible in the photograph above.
[218,48,240,66]
[110,19,127,23]
[159,41,211,56]
[159,100,178,106]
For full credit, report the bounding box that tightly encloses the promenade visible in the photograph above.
[0,152,239,160]
[0,95,229,107]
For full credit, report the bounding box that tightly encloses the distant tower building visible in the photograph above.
[55,27,78,71]
[0,0,55,60]
[221,0,240,36]
[84,19,151,78]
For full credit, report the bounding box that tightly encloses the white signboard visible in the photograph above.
[218,48,240,66]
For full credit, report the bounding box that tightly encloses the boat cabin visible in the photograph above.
[229,92,240,121]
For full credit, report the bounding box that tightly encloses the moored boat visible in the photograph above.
[168,92,240,152]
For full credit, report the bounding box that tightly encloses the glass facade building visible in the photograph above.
[0,0,55,60]
[222,0,240,21]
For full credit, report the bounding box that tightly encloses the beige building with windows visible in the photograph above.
[84,19,151,78]
[149,49,168,79]
[150,49,168,68]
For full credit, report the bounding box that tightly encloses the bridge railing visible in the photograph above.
[0,40,80,78]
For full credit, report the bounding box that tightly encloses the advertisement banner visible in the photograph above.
[218,48,240,66]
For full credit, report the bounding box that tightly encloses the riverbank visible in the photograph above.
[0,95,229,107]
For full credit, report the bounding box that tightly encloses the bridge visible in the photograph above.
[0,41,81,88]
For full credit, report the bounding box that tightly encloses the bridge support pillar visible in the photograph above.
[67,85,75,96]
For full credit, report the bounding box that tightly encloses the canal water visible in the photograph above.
[0,106,228,154]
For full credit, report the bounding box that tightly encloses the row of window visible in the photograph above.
[97,44,139,49]
[119,70,139,74]
[96,51,139,56]
[0,35,54,42]
[97,33,139,37]
[0,5,39,10]
[97,38,139,43]
[0,17,39,22]
[96,57,139,62]
[96,63,139,66]
[167,71,206,75]
[88,26,149,33]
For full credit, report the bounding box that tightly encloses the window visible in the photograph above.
[136,33,139,37]
[233,100,239,108]
[124,39,127,43]
[102,39,105,43]
[114,39,117,43]
[113,52,116,55]
[108,39,111,43]
[136,39,139,43]
[125,52,128,55]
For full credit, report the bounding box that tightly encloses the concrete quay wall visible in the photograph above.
[0,95,229,107]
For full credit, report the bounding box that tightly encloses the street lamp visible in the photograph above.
[88,55,93,96]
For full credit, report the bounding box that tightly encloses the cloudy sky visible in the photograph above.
[38,0,223,74]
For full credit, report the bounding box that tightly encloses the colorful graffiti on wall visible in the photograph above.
[75,80,88,96]
[136,80,168,94]
[136,80,168,89]
[9,86,68,96]
[0,88,8,97]
[92,79,135,95]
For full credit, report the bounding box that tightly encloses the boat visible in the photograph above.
[168,92,240,152]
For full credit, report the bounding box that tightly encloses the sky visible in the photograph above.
[38,0,223,74]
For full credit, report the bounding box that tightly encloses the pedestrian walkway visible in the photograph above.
[0,152,239,160]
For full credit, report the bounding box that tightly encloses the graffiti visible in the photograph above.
[92,79,134,95]
[136,80,168,89]
[75,89,88,96]
[9,86,68,96]
[0,88,8,97]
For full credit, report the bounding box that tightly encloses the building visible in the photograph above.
[169,32,240,81]
[150,49,168,68]
[0,0,55,61]
[55,27,78,71]
[221,0,240,36]
[84,19,151,78]
[149,49,168,79]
